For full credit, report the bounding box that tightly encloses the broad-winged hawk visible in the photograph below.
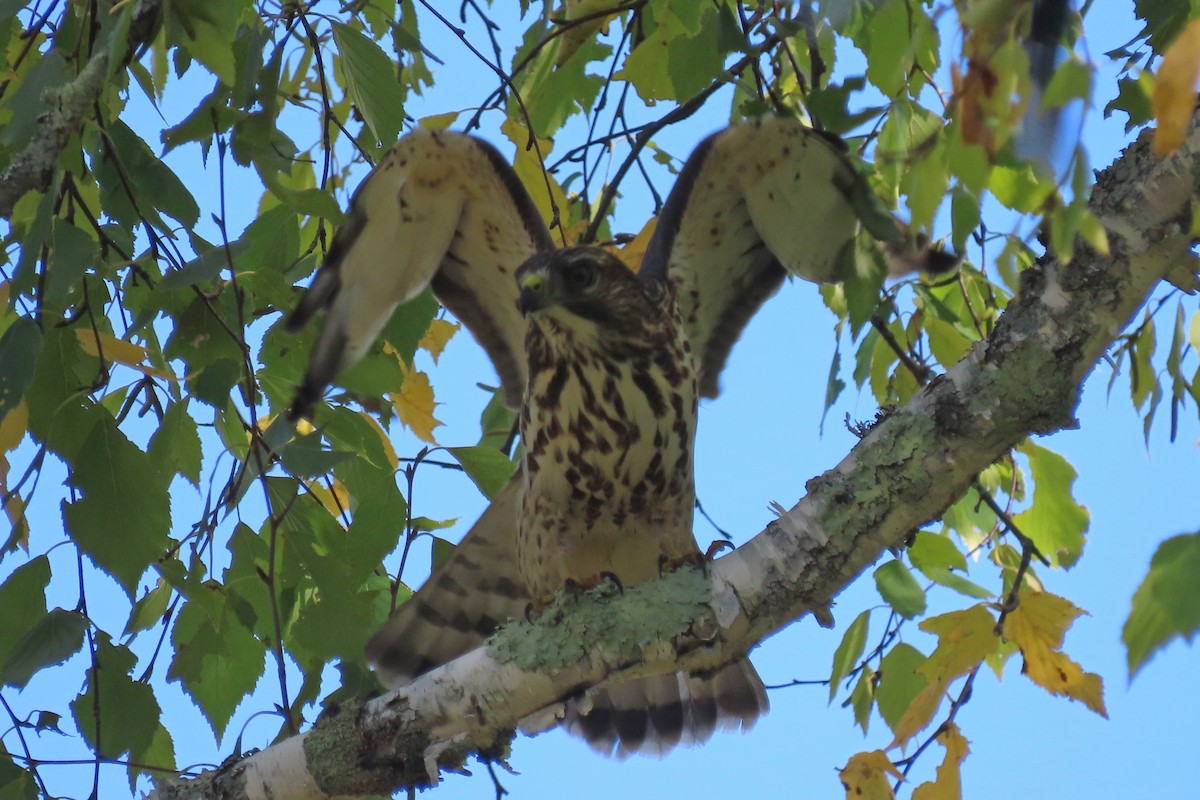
[286,117,942,756]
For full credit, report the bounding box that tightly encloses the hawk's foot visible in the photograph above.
[658,550,709,577]
[563,571,625,595]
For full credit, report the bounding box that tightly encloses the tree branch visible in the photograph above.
[149,119,1199,799]
[0,0,165,218]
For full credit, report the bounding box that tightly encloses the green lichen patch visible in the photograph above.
[488,567,711,672]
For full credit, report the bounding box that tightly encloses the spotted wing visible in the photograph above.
[287,128,554,418]
[637,117,871,399]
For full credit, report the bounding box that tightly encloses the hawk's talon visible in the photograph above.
[599,571,624,594]
[704,540,734,560]
[524,602,536,623]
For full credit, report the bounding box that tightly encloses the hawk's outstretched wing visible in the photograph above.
[639,116,922,398]
[287,128,554,419]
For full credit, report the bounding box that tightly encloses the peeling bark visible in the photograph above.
[148,123,1199,800]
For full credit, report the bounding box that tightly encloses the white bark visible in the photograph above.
[149,121,1199,799]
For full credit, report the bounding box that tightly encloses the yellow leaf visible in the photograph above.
[419,111,460,130]
[554,0,619,66]
[0,400,28,452]
[1153,18,1200,154]
[4,489,29,551]
[891,683,945,747]
[918,606,1000,683]
[75,329,172,379]
[840,751,902,800]
[359,411,400,470]
[391,365,441,444]
[894,606,1000,745]
[1003,591,1108,717]
[419,318,460,364]
[502,118,567,231]
[306,478,351,521]
[911,724,970,800]
[610,217,657,271]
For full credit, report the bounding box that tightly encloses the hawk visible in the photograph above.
[286,117,943,756]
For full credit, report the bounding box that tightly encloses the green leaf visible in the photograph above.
[278,431,354,478]
[166,0,242,85]
[0,557,50,668]
[829,610,870,700]
[874,559,927,618]
[620,5,725,102]
[989,162,1054,213]
[909,531,994,599]
[950,186,981,255]
[447,446,517,499]
[432,536,456,569]
[332,22,406,146]
[0,740,39,800]
[71,637,160,760]
[1041,57,1092,110]
[125,578,174,637]
[168,588,266,739]
[62,416,171,597]
[46,221,97,311]
[1124,531,1200,676]
[1,609,88,689]
[924,313,973,368]
[0,316,42,426]
[848,667,875,733]
[291,589,380,663]
[94,120,200,229]
[1013,442,1088,568]
[1103,74,1155,132]
[148,401,203,487]
[820,346,845,434]
[876,642,928,733]
[23,327,103,460]
[864,0,937,98]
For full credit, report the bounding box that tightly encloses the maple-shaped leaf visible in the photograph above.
[1124,531,1200,675]
[893,605,1000,745]
[1153,18,1200,154]
[911,723,970,800]
[1003,591,1108,717]
[418,318,460,364]
[840,751,903,800]
[391,365,442,444]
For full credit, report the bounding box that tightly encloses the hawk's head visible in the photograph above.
[516,247,666,341]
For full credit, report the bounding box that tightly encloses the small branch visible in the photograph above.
[0,52,109,217]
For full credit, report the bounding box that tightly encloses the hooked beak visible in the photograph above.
[518,273,546,316]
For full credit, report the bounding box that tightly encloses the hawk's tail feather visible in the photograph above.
[564,656,768,759]
[366,476,528,687]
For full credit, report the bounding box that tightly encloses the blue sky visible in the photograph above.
[7,2,1199,798]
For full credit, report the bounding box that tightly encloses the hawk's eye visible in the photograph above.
[561,262,596,293]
